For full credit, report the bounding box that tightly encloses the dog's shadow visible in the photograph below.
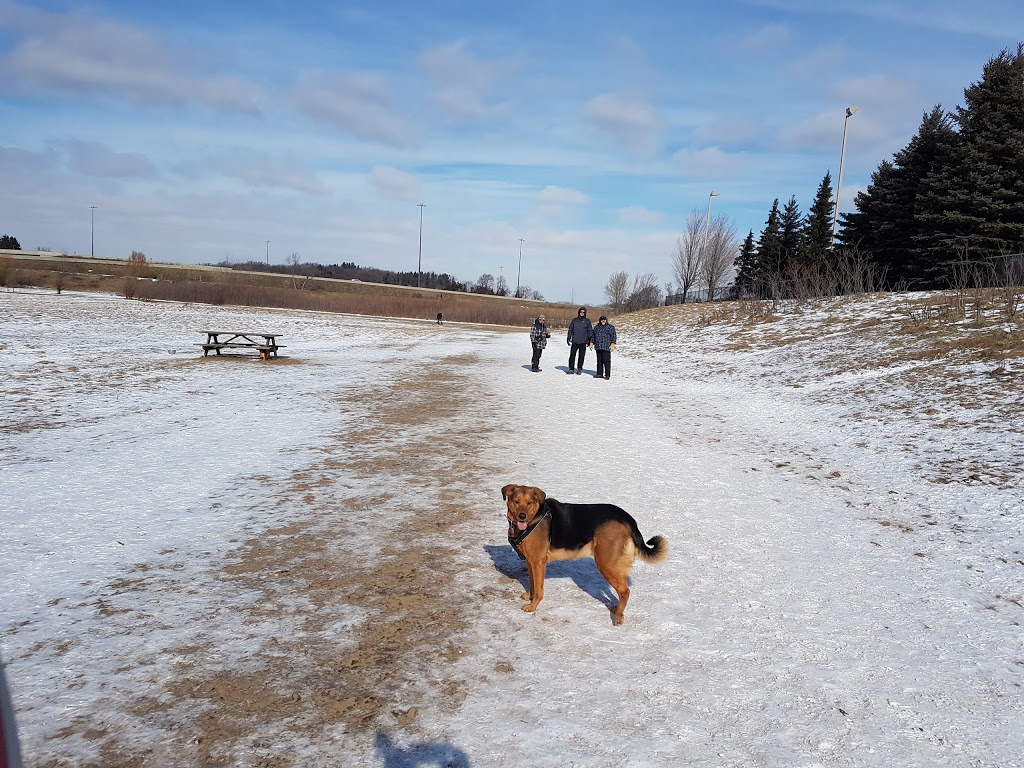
[484,544,619,610]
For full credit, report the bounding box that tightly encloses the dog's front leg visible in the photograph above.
[522,558,546,613]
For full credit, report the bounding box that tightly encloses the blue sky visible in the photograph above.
[2,1,1022,304]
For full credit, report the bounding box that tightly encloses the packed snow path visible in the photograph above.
[1,290,1021,767]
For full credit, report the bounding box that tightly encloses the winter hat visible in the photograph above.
[578,307,587,314]
[537,314,545,320]
[599,315,607,321]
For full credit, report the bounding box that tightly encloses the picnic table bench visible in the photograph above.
[198,331,285,359]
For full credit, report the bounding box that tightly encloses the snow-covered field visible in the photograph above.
[1,289,1021,768]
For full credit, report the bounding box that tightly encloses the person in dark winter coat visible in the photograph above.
[592,315,617,379]
[529,315,551,372]
[565,307,593,374]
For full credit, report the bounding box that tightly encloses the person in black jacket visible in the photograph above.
[592,315,617,379]
[565,307,593,375]
[529,314,551,372]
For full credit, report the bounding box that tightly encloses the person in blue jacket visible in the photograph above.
[592,314,617,379]
[565,307,593,375]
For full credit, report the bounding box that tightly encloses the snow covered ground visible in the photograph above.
[1,288,1021,768]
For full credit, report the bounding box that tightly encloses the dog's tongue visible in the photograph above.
[516,521,528,531]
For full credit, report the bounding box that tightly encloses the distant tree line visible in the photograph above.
[213,259,546,299]
[0,234,21,249]
[215,259,468,292]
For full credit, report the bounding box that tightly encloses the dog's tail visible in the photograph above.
[634,531,668,564]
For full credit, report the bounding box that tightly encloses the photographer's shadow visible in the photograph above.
[484,544,618,609]
[375,731,470,768]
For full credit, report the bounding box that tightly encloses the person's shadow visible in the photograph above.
[484,544,618,614]
[375,731,470,767]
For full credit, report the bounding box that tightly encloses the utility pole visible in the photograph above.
[89,205,97,257]
[516,238,524,298]
[417,203,426,288]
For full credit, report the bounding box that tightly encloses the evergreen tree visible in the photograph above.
[0,234,21,249]
[779,195,803,274]
[915,45,1024,283]
[732,230,758,296]
[755,199,783,283]
[837,160,892,258]
[800,172,834,266]
[839,107,958,288]
[878,106,957,286]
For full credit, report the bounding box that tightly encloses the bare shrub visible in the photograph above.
[127,250,150,277]
[624,273,662,312]
[123,277,138,300]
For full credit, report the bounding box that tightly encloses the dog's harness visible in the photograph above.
[507,505,551,561]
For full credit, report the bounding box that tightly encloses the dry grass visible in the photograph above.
[618,289,1024,490]
[0,251,602,330]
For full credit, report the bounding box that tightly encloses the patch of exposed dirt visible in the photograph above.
[35,350,500,768]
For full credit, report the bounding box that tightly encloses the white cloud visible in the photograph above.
[539,185,589,206]
[418,40,518,122]
[209,152,326,195]
[617,206,664,225]
[292,70,412,147]
[0,8,263,114]
[368,165,420,201]
[60,140,156,179]
[582,93,661,154]
[670,146,749,179]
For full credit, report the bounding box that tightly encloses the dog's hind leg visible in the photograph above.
[594,548,633,625]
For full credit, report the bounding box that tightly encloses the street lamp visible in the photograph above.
[831,106,860,245]
[89,205,97,257]
[516,238,524,298]
[703,191,719,251]
[417,203,426,288]
[265,240,270,264]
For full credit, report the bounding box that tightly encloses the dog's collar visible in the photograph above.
[507,504,551,561]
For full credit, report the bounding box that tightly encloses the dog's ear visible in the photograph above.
[530,487,546,505]
[501,484,516,501]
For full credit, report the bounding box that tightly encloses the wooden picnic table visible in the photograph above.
[198,331,285,359]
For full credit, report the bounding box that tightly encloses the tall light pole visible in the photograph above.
[265,240,270,264]
[516,238,524,298]
[417,203,426,288]
[831,106,860,245]
[89,205,97,257]
[703,191,719,252]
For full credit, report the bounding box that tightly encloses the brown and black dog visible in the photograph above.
[502,484,668,625]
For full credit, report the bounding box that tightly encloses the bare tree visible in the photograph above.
[624,272,662,312]
[474,273,495,294]
[699,215,738,301]
[604,271,630,312]
[672,212,705,302]
[495,274,509,296]
[287,252,309,289]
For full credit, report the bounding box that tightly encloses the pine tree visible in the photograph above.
[0,234,21,249]
[915,44,1024,284]
[778,195,803,274]
[733,230,758,296]
[800,172,834,266]
[755,199,783,285]
[878,106,957,286]
[837,160,892,258]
